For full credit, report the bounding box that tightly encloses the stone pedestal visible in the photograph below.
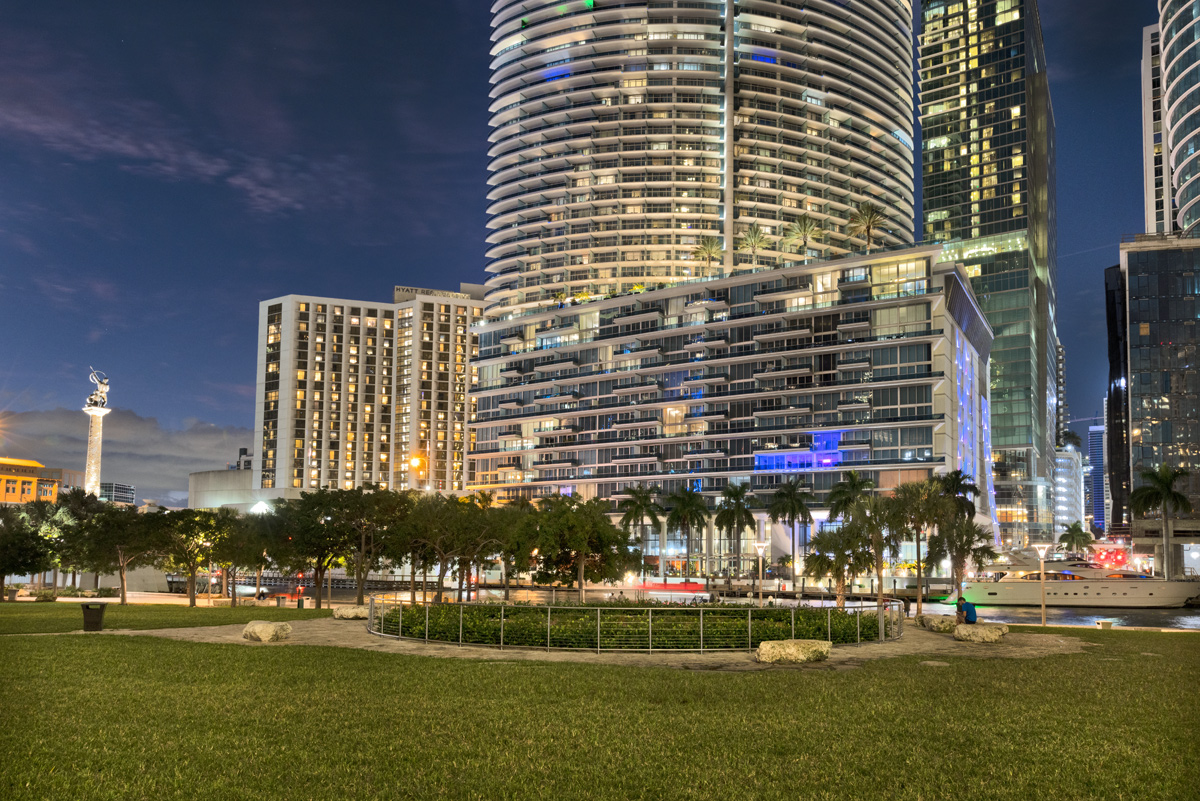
[83,406,111,497]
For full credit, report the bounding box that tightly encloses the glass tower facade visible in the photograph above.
[484,0,917,321]
[919,0,1058,546]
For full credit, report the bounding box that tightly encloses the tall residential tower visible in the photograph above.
[919,0,1058,546]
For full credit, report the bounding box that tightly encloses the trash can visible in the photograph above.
[296,598,305,609]
[81,602,107,632]
[275,596,285,608]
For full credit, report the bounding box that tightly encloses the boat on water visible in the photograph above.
[961,550,1200,609]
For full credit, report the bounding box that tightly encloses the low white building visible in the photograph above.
[1053,447,1085,538]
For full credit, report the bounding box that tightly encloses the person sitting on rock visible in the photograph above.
[955,596,977,625]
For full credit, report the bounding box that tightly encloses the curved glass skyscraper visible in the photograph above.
[484,0,916,320]
[1161,0,1200,232]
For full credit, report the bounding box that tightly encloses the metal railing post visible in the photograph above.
[425,603,429,643]
[547,606,551,652]
[500,605,505,650]
[596,608,601,654]
[648,609,653,653]
[747,607,752,652]
[856,608,861,646]
[827,607,831,642]
[790,607,795,640]
[700,608,704,653]
[397,599,402,639]
[368,597,375,633]
[459,603,464,646]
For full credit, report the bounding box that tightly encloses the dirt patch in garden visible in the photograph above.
[87,618,1093,671]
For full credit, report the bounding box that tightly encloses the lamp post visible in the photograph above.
[754,540,766,608]
[1032,542,1051,627]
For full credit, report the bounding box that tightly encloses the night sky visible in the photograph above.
[0,0,1161,501]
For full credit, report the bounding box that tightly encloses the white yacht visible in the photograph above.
[961,550,1200,609]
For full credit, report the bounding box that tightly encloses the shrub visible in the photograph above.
[377,604,891,650]
[94,587,120,598]
[33,591,58,603]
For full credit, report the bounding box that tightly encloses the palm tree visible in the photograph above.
[738,223,772,267]
[892,480,953,618]
[692,236,724,274]
[926,518,998,599]
[1130,464,1193,578]
[666,486,709,578]
[767,478,814,581]
[573,289,591,305]
[802,524,873,609]
[714,483,756,579]
[1061,429,1083,450]
[618,485,663,575]
[937,470,980,523]
[828,470,876,524]
[1057,521,1093,555]
[553,290,568,309]
[781,215,824,261]
[854,495,903,638]
[847,201,887,253]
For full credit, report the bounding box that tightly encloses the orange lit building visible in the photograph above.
[0,457,60,506]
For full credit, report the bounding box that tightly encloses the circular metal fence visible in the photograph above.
[366,595,904,653]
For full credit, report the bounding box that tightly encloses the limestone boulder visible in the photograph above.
[333,605,370,620]
[920,615,958,634]
[755,639,832,664]
[242,620,292,642]
[953,624,1006,643]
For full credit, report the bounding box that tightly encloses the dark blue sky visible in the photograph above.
[0,0,1161,497]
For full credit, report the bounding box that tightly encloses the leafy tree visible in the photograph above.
[405,492,464,603]
[692,236,724,274]
[926,518,998,599]
[1061,429,1083,450]
[1057,521,1093,555]
[847,201,887,253]
[714,483,754,577]
[666,485,710,578]
[159,509,234,607]
[338,486,417,605]
[90,507,170,605]
[495,500,538,601]
[272,489,355,609]
[18,500,74,592]
[55,488,107,586]
[535,495,636,603]
[619,485,663,574]
[802,524,873,609]
[767,478,814,579]
[0,507,54,594]
[781,215,824,259]
[211,510,278,607]
[1130,464,1193,578]
[738,223,772,266]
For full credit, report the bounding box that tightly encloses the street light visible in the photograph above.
[754,540,767,608]
[1032,541,1051,626]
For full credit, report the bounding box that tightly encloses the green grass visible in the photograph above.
[0,602,331,635]
[0,627,1196,800]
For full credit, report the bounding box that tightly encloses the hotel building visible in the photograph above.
[469,245,997,573]
[919,0,1059,546]
[252,285,484,497]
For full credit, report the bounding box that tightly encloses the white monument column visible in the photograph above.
[82,368,112,498]
[82,406,111,497]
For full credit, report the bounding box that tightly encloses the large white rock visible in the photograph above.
[755,639,832,664]
[953,624,1006,643]
[920,614,958,634]
[242,621,293,642]
[333,605,370,620]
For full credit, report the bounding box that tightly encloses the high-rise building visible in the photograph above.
[1087,425,1106,532]
[254,286,484,496]
[1052,447,1084,537]
[1106,235,1200,571]
[98,482,136,505]
[919,0,1058,547]
[1055,340,1067,446]
[483,0,917,319]
[1158,1,1200,232]
[1142,24,1177,233]
[469,245,998,572]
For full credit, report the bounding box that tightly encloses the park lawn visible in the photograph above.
[1,627,1196,801]
[0,602,331,635]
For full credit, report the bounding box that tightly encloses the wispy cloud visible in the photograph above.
[0,408,251,504]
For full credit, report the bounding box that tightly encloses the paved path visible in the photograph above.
[91,618,1095,671]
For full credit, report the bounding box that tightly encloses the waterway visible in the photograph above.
[918,601,1200,630]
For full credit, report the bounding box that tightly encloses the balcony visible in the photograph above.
[498,398,526,410]
[612,452,661,464]
[611,380,660,396]
[685,297,729,311]
[838,398,871,410]
[533,357,577,372]
[683,371,729,385]
[611,415,662,430]
[536,320,578,337]
[497,427,524,441]
[754,281,814,302]
[534,423,578,435]
[535,456,579,468]
[534,390,579,404]
[836,317,870,331]
[682,333,727,351]
[837,356,872,370]
[614,344,661,360]
[753,403,812,418]
[500,334,525,346]
[755,363,812,380]
[613,306,664,324]
[838,272,870,286]
[684,409,727,421]
[754,325,811,342]
[499,365,527,378]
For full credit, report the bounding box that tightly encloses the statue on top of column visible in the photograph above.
[85,368,110,409]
